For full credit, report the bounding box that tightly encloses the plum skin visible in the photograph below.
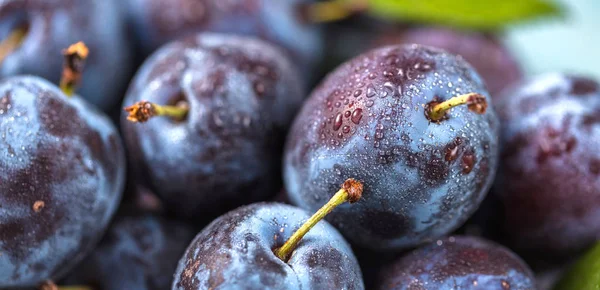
[0,76,125,287]
[62,214,195,290]
[284,44,499,251]
[0,0,133,111]
[372,26,522,97]
[172,202,364,290]
[126,0,323,77]
[494,73,600,255]
[121,33,304,220]
[377,236,536,290]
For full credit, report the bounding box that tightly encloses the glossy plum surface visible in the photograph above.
[127,0,323,77]
[0,0,133,110]
[172,202,364,290]
[495,73,600,255]
[0,76,125,287]
[284,44,499,251]
[122,33,304,220]
[377,236,535,290]
[372,27,522,97]
[63,214,195,290]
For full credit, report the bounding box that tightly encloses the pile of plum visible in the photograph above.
[1,1,598,290]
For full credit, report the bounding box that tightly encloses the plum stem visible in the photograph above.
[426,93,487,122]
[274,178,363,262]
[124,100,189,123]
[60,42,89,97]
[39,280,92,290]
[0,26,27,63]
[302,0,368,23]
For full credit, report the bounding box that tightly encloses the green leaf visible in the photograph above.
[554,242,600,290]
[364,0,564,30]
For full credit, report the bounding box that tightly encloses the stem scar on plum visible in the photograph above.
[274,178,363,262]
[297,0,369,23]
[425,93,487,123]
[32,200,45,213]
[60,42,89,96]
[0,24,29,63]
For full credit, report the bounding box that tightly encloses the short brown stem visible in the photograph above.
[425,93,487,122]
[60,42,89,96]
[124,100,189,123]
[0,26,28,63]
[274,178,363,261]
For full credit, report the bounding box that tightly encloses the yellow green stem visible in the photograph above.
[274,178,363,261]
[39,280,92,290]
[427,92,487,122]
[154,103,188,120]
[305,0,368,23]
[0,27,27,63]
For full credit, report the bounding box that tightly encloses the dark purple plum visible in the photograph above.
[126,0,323,77]
[494,73,600,256]
[62,214,195,290]
[0,0,133,110]
[372,27,522,97]
[284,44,499,251]
[377,236,535,290]
[172,202,364,289]
[0,75,125,288]
[121,33,304,220]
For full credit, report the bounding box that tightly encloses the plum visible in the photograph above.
[284,44,499,251]
[0,75,125,287]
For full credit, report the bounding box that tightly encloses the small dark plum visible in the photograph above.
[62,214,196,290]
[377,236,535,290]
[122,33,304,220]
[126,0,323,77]
[172,179,364,289]
[494,73,600,256]
[372,26,522,97]
[284,44,499,251]
[0,74,125,287]
[0,0,133,110]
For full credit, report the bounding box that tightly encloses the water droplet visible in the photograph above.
[335,102,341,108]
[354,90,362,97]
[342,126,350,133]
[375,129,384,140]
[351,109,363,124]
[368,72,377,79]
[333,113,343,131]
[344,111,351,118]
[337,133,344,139]
[365,100,374,107]
[382,82,395,98]
[366,84,377,98]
